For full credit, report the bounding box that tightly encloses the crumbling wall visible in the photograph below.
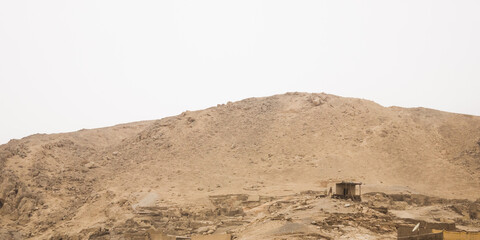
[397,225,435,238]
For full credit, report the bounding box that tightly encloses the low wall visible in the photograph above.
[397,232,443,240]
[432,230,480,240]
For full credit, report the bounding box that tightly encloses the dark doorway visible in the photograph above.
[0,198,4,209]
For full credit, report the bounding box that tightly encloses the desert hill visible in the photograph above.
[1,92,479,239]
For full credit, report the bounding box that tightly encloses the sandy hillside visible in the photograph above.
[1,92,479,239]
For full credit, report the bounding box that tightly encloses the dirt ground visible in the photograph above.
[1,92,479,239]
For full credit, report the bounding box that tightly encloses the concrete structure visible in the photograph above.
[332,181,362,201]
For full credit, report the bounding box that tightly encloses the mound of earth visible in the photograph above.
[1,92,479,239]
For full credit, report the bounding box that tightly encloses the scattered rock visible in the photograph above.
[84,162,98,169]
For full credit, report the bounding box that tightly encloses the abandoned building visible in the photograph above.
[333,181,362,201]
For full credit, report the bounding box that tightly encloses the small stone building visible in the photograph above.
[333,181,362,201]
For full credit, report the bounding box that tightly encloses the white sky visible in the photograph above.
[1,1,479,144]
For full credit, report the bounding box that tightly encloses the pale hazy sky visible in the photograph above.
[1,1,479,144]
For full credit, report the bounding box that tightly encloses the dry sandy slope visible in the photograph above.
[0,92,479,238]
